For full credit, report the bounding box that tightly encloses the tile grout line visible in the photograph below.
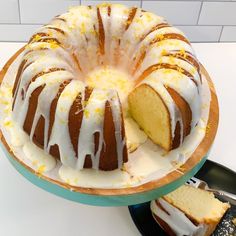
[17,0,21,24]
[218,26,224,42]
[197,0,203,25]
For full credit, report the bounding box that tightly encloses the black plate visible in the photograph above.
[128,160,236,236]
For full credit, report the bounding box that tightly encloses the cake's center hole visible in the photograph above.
[86,66,134,103]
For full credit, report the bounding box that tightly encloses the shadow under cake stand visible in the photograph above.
[0,47,219,206]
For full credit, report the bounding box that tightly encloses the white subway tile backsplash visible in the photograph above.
[0,0,19,23]
[220,26,236,42]
[176,25,222,42]
[199,2,236,25]
[20,0,80,24]
[0,24,41,42]
[81,1,141,7]
[0,0,235,42]
[142,1,201,25]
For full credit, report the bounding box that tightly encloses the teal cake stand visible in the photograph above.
[0,48,219,206]
[0,140,208,206]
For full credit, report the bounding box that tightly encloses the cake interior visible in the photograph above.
[129,84,171,151]
[164,185,230,223]
[151,185,230,236]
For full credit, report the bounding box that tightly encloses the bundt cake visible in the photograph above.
[11,3,202,171]
[151,185,230,236]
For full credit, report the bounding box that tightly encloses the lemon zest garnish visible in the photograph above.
[33,34,41,42]
[3,120,13,128]
[80,22,86,34]
[38,165,46,174]
[50,41,59,49]
[156,34,164,41]
[179,49,186,58]
[84,109,90,118]
[161,49,167,56]
[95,108,103,116]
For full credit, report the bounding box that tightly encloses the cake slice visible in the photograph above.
[128,84,172,151]
[128,83,192,151]
[150,185,230,236]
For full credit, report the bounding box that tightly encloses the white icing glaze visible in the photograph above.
[76,88,107,170]
[151,198,208,236]
[47,80,83,167]
[23,141,56,173]
[9,123,28,147]
[59,166,131,188]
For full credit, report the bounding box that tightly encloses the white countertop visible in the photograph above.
[0,42,235,236]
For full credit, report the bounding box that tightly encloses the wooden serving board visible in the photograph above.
[0,47,219,206]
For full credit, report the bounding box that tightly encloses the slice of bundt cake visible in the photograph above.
[151,185,230,236]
